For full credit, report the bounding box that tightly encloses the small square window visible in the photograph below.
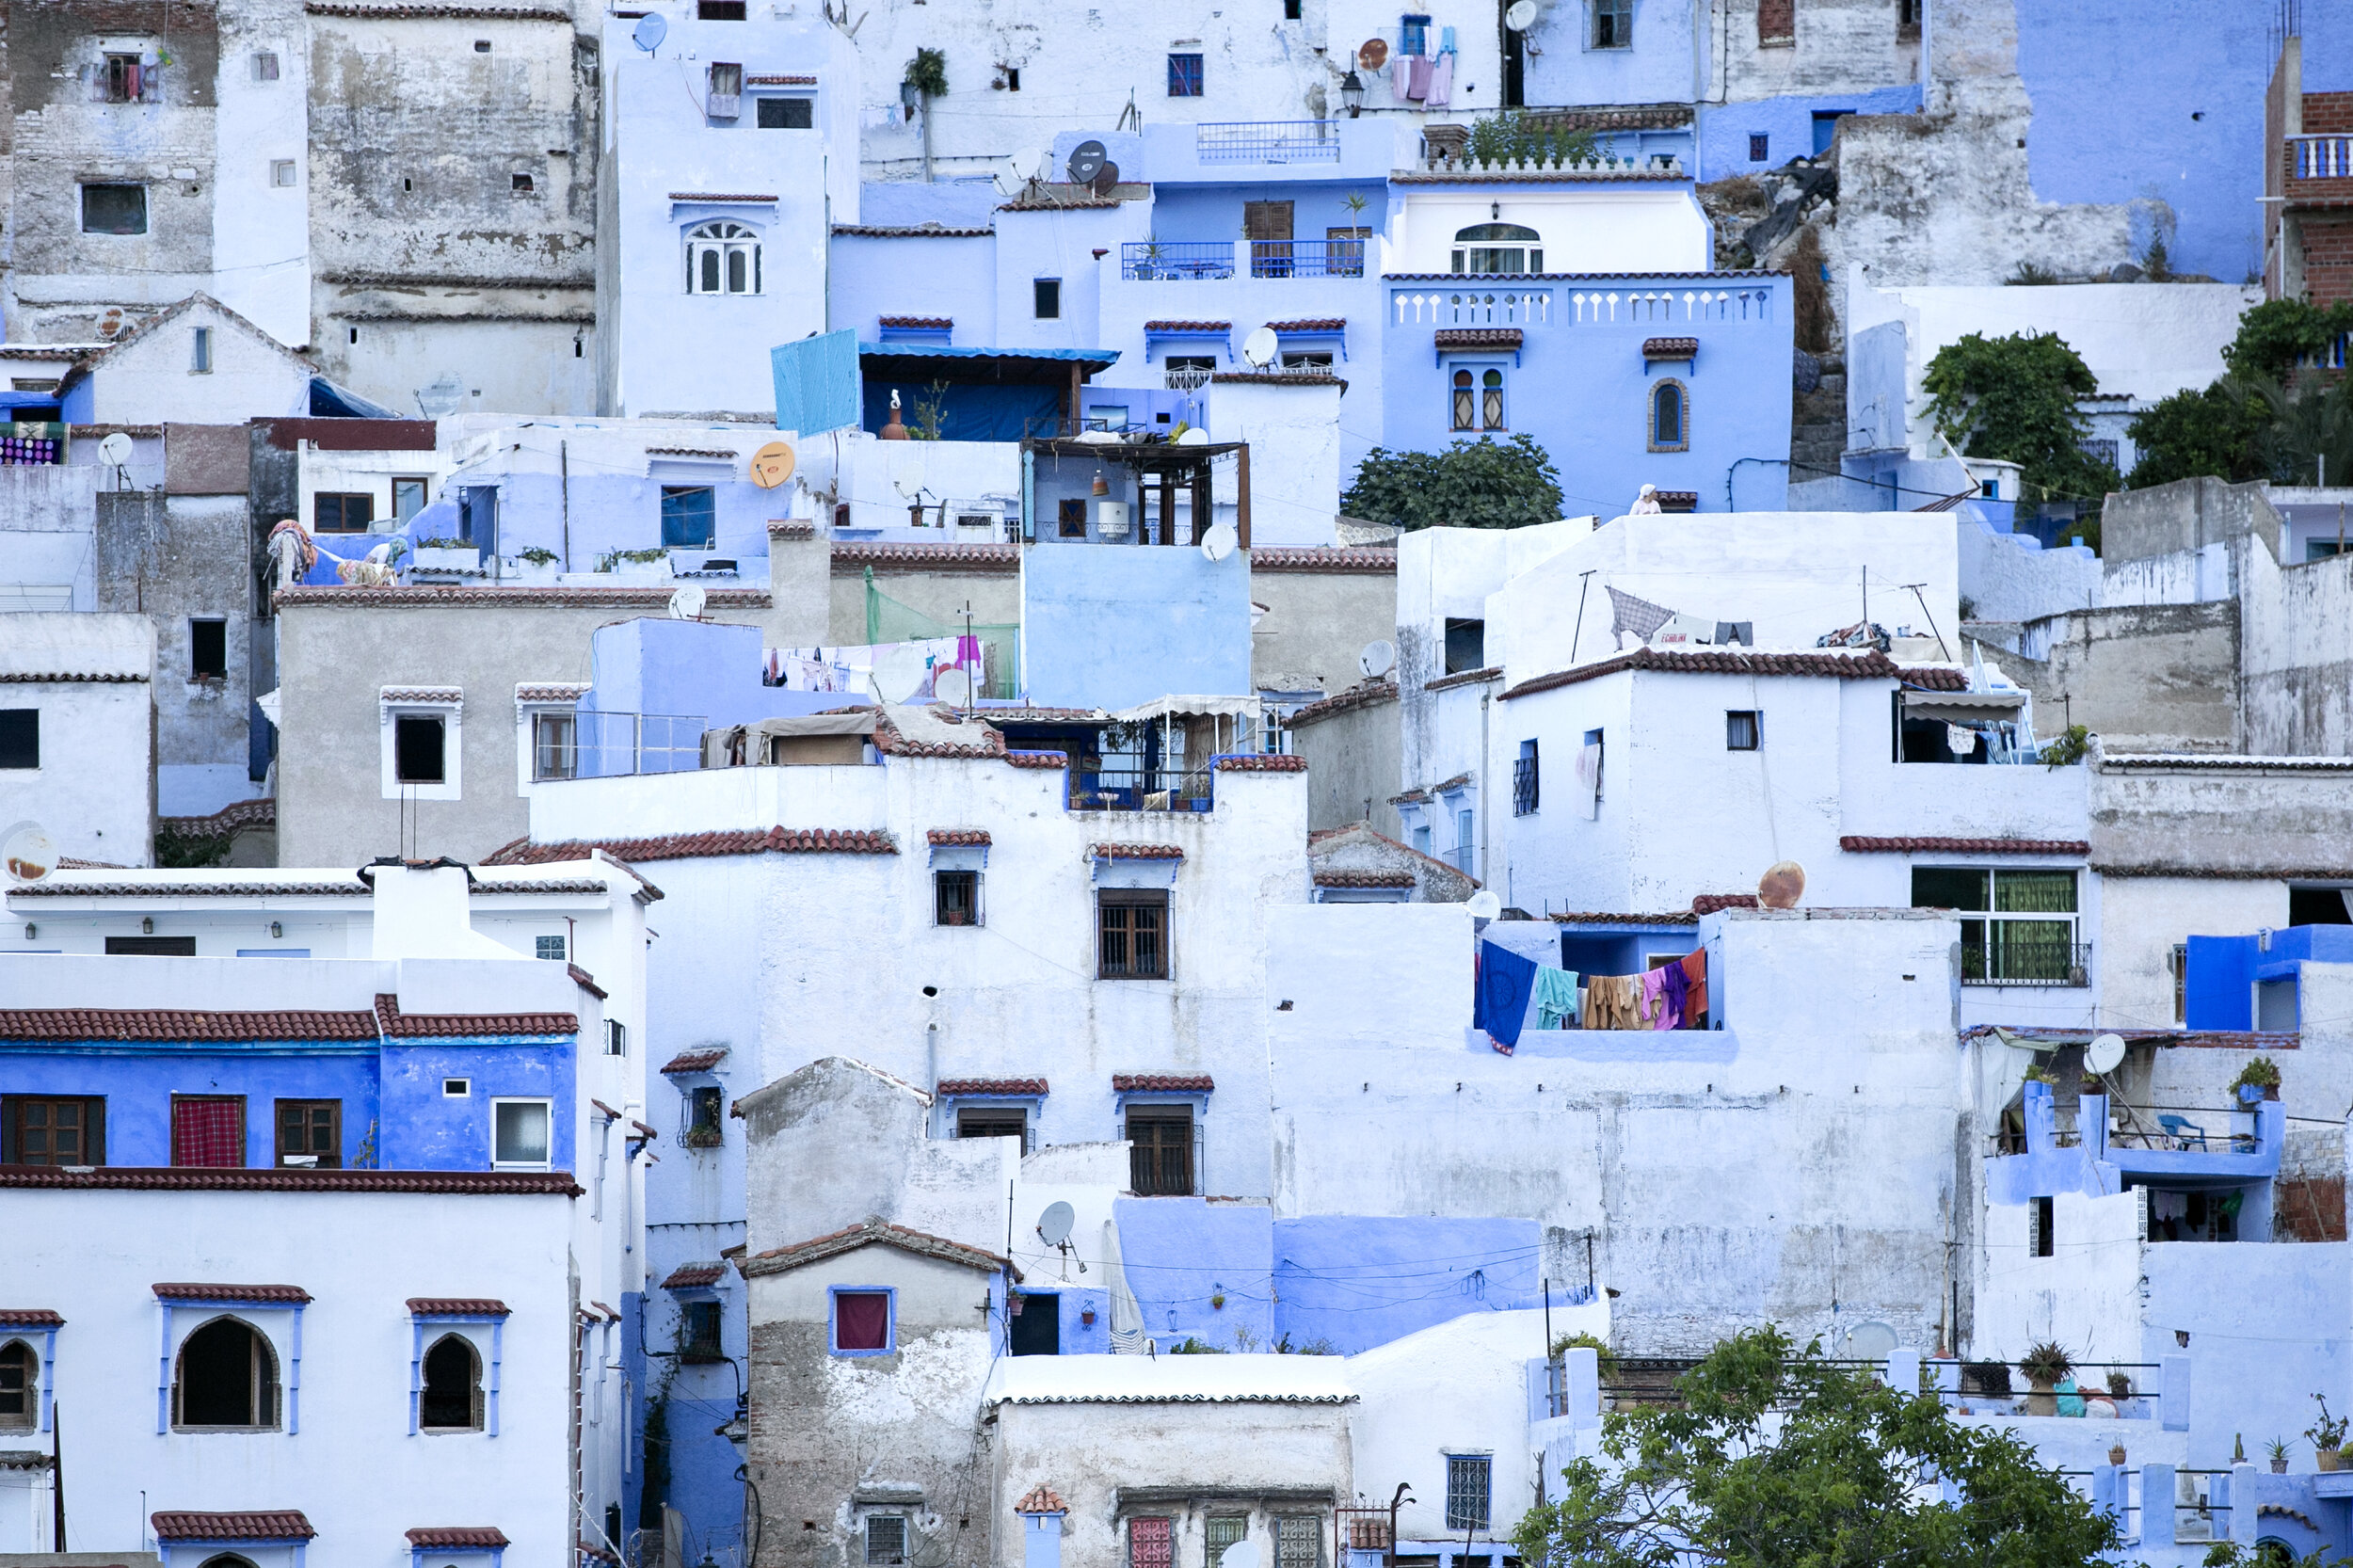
[688,1084,725,1144]
[274,1098,341,1168]
[512,171,535,194]
[956,1106,1026,1141]
[0,711,38,771]
[270,158,296,187]
[1058,497,1087,537]
[472,38,491,51]
[661,485,716,548]
[1726,710,1760,750]
[392,476,430,522]
[443,1078,472,1097]
[1166,52,1204,97]
[833,1288,893,1353]
[680,1299,723,1358]
[699,0,747,14]
[936,869,980,926]
[1445,1454,1491,1530]
[1097,889,1169,980]
[102,53,144,103]
[758,95,813,128]
[313,491,374,533]
[83,183,148,234]
[394,714,446,784]
[1400,14,1430,53]
[1593,0,1631,47]
[1749,133,1769,161]
[606,1019,627,1057]
[1033,278,1062,319]
[251,50,280,81]
[535,934,567,960]
[190,327,212,374]
[1283,0,1301,15]
[865,1514,907,1565]
[533,711,577,780]
[492,1098,552,1167]
[189,618,228,680]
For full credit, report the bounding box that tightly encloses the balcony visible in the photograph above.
[1961,939,2089,988]
[1120,240,1367,281]
[2290,135,2351,180]
[1195,120,1341,166]
[1068,765,1214,813]
[563,710,707,779]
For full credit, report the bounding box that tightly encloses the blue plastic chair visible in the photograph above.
[2157,1113,2207,1151]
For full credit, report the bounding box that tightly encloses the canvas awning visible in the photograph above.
[1902,689,2025,724]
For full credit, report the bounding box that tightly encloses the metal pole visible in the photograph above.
[1569,568,1596,662]
[51,1399,63,1550]
[560,440,572,573]
[1902,582,1951,661]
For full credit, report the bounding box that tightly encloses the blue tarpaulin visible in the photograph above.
[771,329,861,436]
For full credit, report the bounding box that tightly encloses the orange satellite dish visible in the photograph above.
[750,440,796,489]
[1357,37,1389,69]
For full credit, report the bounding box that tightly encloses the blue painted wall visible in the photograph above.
[832,233,999,347]
[1111,1197,1275,1351]
[1382,268,1791,514]
[1271,1215,1543,1354]
[580,618,845,731]
[1695,86,1923,180]
[452,469,779,571]
[1147,184,1389,249]
[1518,0,1698,111]
[2186,927,2353,1030]
[1019,543,1252,709]
[2014,3,2353,283]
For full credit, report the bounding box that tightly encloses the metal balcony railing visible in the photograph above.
[1959,940,2089,987]
[570,710,708,778]
[1121,239,1368,280]
[2292,135,2352,179]
[1163,365,1214,391]
[1123,241,1234,280]
[1068,768,1214,812]
[1195,120,1342,164]
[1247,240,1367,278]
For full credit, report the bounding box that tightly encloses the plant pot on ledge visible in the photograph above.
[2322,1448,2345,1473]
[2108,1445,2128,1466]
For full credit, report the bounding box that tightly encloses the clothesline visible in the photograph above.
[1473,941,1709,1054]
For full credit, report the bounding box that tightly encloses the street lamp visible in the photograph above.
[1341,70,1365,117]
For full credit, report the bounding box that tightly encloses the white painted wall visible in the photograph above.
[86,302,312,426]
[0,613,155,866]
[1388,188,1711,278]
[210,11,311,346]
[1206,379,1343,547]
[1975,1185,2147,1367]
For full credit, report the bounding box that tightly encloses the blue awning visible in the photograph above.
[858,343,1118,368]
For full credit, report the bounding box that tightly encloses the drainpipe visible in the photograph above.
[1478,686,1492,888]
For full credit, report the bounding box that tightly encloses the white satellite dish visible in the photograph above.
[1200,521,1239,563]
[1504,0,1539,28]
[1359,639,1397,679]
[415,373,466,419]
[1036,1200,1076,1247]
[1466,889,1502,920]
[632,11,667,50]
[870,646,932,704]
[2,821,57,884]
[1009,147,1047,183]
[933,665,975,708]
[1845,1320,1899,1363]
[2085,1032,2127,1077]
[668,584,708,621]
[1175,426,1209,446]
[97,431,134,467]
[1241,326,1279,369]
[1223,1543,1262,1568]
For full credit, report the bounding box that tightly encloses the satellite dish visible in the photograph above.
[1175,427,1209,446]
[97,432,134,467]
[1757,860,1805,910]
[1223,1544,1262,1568]
[1845,1320,1899,1363]
[1200,521,1239,563]
[415,373,466,419]
[870,646,931,703]
[933,665,975,708]
[668,584,708,621]
[1359,639,1397,679]
[1466,889,1502,920]
[1357,37,1389,69]
[1092,159,1121,197]
[2,821,57,884]
[750,440,796,489]
[2085,1032,2127,1076]
[1036,1200,1076,1247]
[632,11,667,51]
[1066,138,1108,185]
[1009,147,1047,183]
[1505,0,1539,27]
[1241,326,1279,369]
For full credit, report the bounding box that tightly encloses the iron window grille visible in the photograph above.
[1513,740,1539,815]
[1445,1454,1492,1530]
[1098,889,1169,980]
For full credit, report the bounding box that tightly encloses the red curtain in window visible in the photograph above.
[834,1291,889,1351]
[1130,1517,1174,1568]
[172,1097,244,1167]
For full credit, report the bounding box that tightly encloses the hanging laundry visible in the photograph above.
[1532,967,1581,1030]
[1660,959,1689,1029]
[1946,724,1979,756]
[1425,49,1454,109]
[1607,586,1675,642]
[1582,973,1640,1031]
[1475,939,1538,1052]
[1677,949,1708,1027]
[1637,967,1676,1030]
[1405,54,1434,101]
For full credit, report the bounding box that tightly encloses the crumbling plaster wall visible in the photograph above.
[1983,600,2239,757]
[1711,0,1924,103]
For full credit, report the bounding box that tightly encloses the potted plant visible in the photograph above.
[2020,1341,2073,1416]
[2234,1056,2282,1104]
[512,545,561,584]
[408,536,478,573]
[1209,1291,1226,1310]
[2108,1443,2128,1466]
[2310,1394,2348,1470]
[2268,1437,2293,1474]
[1080,1305,1096,1328]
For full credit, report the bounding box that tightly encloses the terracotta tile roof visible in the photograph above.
[159,798,276,836]
[1214,752,1306,771]
[375,994,577,1038]
[567,963,608,1000]
[662,1048,729,1075]
[307,1,568,15]
[1006,750,1070,769]
[1959,1025,2300,1050]
[408,1528,513,1548]
[0,671,147,683]
[833,224,995,238]
[1016,1486,1069,1514]
[1641,336,1699,359]
[378,685,463,703]
[878,315,953,328]
[998,197,1124,211]
[1548,909,1700,925]
[928,827,992,845]
[1284,680,1396,728]
[0,1452,51,1470]
[662,1262,727,1289]
[1112,1073,1214,1092]
[1313,868,1416,888]
[645,446,739,459]
[153,1283,313,1304]
[936,1077,1048,1096]
[1841,836,2089,856]
[277,585,772,609]
[2093,861,2353,881]
[668,191,779,203]
[1433,328,1524,350]
[1652,490,1700,511]
[483,826,899,866]
[1268,317,1346,332]
[1423,666,1502,693]
[1689,892,1759,914]
[152,1511,315,1542]
[770,520,818,539]
[1144,319,1232,331]
[0,1167,582,1195]
[0,1007,377,1041]
[744,72,816,85]
[408,1298,510,1316]
[0,1310,63,1327]
[874,714,1002,760]
[1211,371,1347,388]
[831,541,1021,574]
[1500,649,1966,701]
[1248,547,1396,574]
[741,1216,1016,1281]
[1092,842,1184,859]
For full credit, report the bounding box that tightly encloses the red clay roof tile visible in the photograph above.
[152,1511,314,1542]
[0,1167,581,1195]
[1214,752,1305,772]
[741,1217,1016,1280]
[408,1298,511,1316]
[927,827,993,845]
[1112,1073,1213,1092]
[483,827,898,866]
[662,1048,729,1075]
[374,994,577,1038]
[0,1008,376,1041]
[662,1263,727,1289]
[1247,548,1396,574]
[1840,836,2089,856]
[0,1309,63,1327]
[407,1528,513,1548]
[1499,649,1967,700]
[1312,869,1416,888]
[936,1077,1048,1096]
[1091,842,1184,859]
[153,1283,312,1304]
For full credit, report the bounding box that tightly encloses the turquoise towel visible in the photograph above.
[1532,967,1581,1030]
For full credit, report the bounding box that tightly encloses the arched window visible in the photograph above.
[198,1557,259,1568]
[1450,367,1507,432]
[1650,379,1689,452]
[1450,222,1543,275]
[420,1333,485,1432]
[0,1339,34,1432]
[1451,368,1475,431]
[173,1317,280,1430]
[686,221,761,296]
[1481,368,1505,430]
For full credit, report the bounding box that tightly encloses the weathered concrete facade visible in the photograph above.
[1285,679,1401,836]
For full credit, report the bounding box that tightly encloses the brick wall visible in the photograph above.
[2275,1174,2346,1243]
[1757,0,1795,44]
[2304,93,2353,135]
[2303,214,2353,307]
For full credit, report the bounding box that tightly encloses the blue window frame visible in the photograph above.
[1649,379,1688,452]
[1748,133,1769,161]
[829,1286,897,1357]
[660,485,716,548]
[1445,1453,1491,1529]
[1400,13,1431,54]
[1167,53,1204,97]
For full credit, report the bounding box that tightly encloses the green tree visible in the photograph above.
[1513,1327,2119,1568]
[2125,382,2271,488]
[1921,331,2120,504]
[2219,298,2353,382]
[1342,434,1563,531]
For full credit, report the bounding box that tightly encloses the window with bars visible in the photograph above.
[1513,739,1539,815]
[1911,867,2081,984]
[1275,1517,1323,1568]
[1445,1454,1491,1530]
[0,1341,34,1432]
[680,1300,724,1360]
[1206,1516,1248,1568]
[1166,53,1204,96]
[936,869,981,926]
[1129,1516,1174,1568]
[1650,379,1689,451]
[1127,1105,1194,1195]
[1098,889,1169,980]
[867,1515,908,1565]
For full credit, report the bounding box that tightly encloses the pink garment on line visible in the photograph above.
[1405,55,1433,101]
[1426,51,1454,109]
[1639,967,1678,1031]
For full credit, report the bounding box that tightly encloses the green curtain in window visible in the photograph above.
[1994,871,2077,913]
